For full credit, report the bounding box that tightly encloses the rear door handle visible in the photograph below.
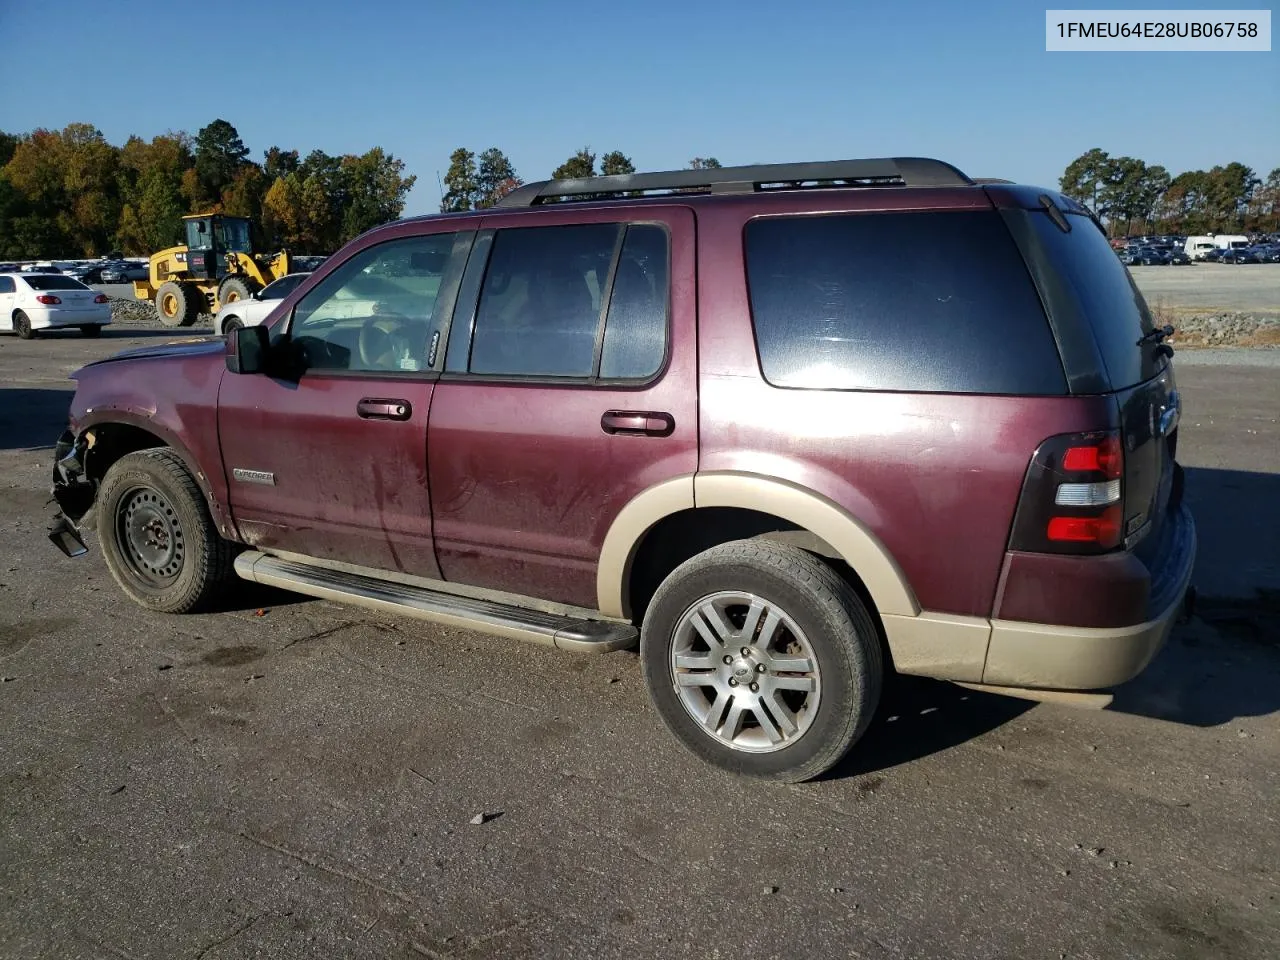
[601,410,674,437]
[357,398,412,421]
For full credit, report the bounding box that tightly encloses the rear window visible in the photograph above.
[1026,211,1162,389]
[744,211,1066,394]
[22,274,89,291]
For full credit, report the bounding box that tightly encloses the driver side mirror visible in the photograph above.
[225,324,270,375]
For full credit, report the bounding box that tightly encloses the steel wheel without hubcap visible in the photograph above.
[117,486,185,584]
[670,590,821,753]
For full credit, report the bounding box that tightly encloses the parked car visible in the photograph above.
[215,272,312,335]
[1166,249,1192,265]
[68,263,109,284]
[46,157,1195,782]
[100,261,149,283]
[1220,247,1260,264]
[0,272,112,338]
[1252,244,1280,263]
[1121,246,1169,266]
[1200,247,1226,262]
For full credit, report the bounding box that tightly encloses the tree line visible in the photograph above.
[438,147,722,211]
[0,119,416,259]
[1060,148,1279,236]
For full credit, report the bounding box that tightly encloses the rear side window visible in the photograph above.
[22,275,89,291]
[468,223,669,380]
[1026,211,1162,389]
[744,211,1065,394]
[0,277,14,294]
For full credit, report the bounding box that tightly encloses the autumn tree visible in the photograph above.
[116,132,192,253]
[1059,148,1112,214]
[600,151,635,177]
[552,147,596,180]
[194,119,250,203]
[263,146,300,181]
[441,147,478,212]
[340,147,417,238]
[475,148,519,208]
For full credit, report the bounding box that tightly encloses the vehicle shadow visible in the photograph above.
[0,387,75,451]
[834,465,1280,777]
[823,674,1034,779]
[1109,466,1280,726]
[32,327,215,339]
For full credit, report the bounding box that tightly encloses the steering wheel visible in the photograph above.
[357,314,414,370]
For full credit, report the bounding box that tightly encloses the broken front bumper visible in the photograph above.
[49,429,94,558]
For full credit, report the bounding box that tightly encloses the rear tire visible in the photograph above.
[14,311,35,339]
[96,448,238,613]
[640,540,883,783]
[218,276,258,308]
[80,325,102,338]
[155,281,201,328]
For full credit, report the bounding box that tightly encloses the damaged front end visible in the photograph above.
[49,429,96,558]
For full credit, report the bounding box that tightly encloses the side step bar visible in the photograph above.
[234,552,637,653]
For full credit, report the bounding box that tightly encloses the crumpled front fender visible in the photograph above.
[49,429,95,557]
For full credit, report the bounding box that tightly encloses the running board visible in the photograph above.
[234,552,637,653]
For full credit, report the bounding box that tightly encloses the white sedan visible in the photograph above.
[0,272,112,338]
[216,272,311,335]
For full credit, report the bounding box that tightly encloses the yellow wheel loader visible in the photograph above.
[133,214,290,327]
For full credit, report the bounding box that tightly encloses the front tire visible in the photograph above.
[14,311,35,339]
[641,540,883,783]
[221,316,243,336]
[155,281,201,327]
[96,448,237,613]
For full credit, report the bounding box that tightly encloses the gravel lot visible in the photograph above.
[1130,263,1280,316]
[1,327,1278,959]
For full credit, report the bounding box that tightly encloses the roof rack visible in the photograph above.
[497,157,973,208]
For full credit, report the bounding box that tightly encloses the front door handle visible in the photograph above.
[601,410,674,437]
[357,398,412,421]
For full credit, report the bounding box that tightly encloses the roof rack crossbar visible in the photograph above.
[497,157,972,208]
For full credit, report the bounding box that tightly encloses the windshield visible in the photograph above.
[23,275,90,291]
[262,274,307,300]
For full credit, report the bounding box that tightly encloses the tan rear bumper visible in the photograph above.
[981,507,1197,690]
[883,506,1196,692]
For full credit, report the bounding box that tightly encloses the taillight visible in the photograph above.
[1009,430,1125,554]
[93,294,109,304]
[36,294,61,305]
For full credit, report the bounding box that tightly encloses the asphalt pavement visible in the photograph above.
[1,327,1278,959]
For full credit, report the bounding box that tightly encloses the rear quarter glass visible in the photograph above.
[743,210,1067,395]
[1016,209,1166,391]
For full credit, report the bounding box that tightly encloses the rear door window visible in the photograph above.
[1025,210,1163,389]
[744,211,1066,394]
[466,223,669,381]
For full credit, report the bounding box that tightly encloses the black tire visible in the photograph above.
[80,325,103,338]
[14,311,35,339]
[640,540,883,783]
[218,276,258,308]
[221,316,243,337]
[155,281,200,328]
[96,448,238,614]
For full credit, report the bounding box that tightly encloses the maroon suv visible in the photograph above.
[49,157,1195,782]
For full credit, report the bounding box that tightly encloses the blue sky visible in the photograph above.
[0,0,1275,216]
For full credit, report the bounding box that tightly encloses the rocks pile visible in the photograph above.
[108,296,214,327]
[1165,312,1280,348]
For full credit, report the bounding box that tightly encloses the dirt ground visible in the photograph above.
[1,327,1278,959]
[1130,263,1280,316]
